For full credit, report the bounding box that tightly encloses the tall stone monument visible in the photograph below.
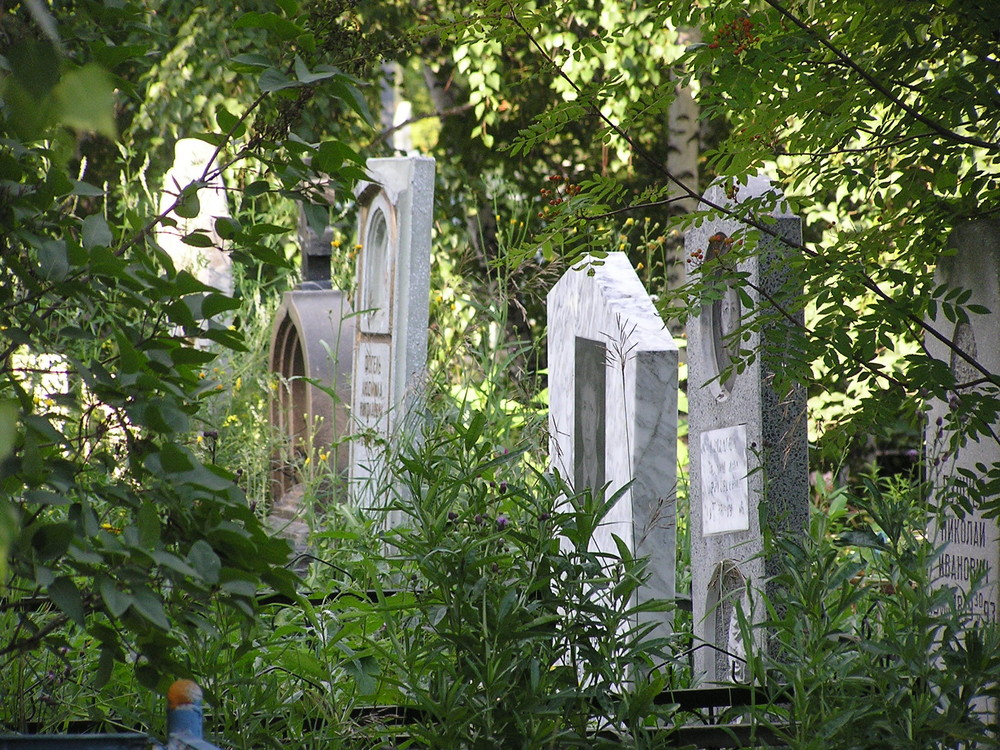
[349,156,435,516]
[685,175,809,683]
[156,138,233,296]
[926,220,1000,626]
[548,252,679,641]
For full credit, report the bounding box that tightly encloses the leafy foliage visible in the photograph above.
[0,0,372,691]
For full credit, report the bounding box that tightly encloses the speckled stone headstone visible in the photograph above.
[548,252,679,640]
[685,175,809,684]
[349,157,435,518]
[926,220,1000,626]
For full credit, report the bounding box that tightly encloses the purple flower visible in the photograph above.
[475,513,485,526]
[496,515,509,531]
[539,512,550,522]
[499,481,508,495]
[447,511,459,521]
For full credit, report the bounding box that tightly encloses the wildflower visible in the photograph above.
[235,376,242,391]
[447,511,459,522]
[475,513,485,526]
[496,515,509,531]
[498,481,508,495]
[319,451,330,462]
[332,239,342,248]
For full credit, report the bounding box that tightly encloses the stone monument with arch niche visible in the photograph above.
[685,175,809,684]
[349,156,435,517]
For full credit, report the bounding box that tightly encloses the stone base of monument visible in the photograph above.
[266,483,312,573]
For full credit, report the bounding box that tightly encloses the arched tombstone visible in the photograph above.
[155,138,233,296]
[547,252,679,642]
[268,290,354,500]
[684,175,809,684]
[349,156,435,517]
[267,200,354,553]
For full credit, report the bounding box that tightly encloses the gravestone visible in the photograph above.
[548,252,679,641]
[685,175,809,684]
[349,156,435,516]
[267,215,355,554]
[156,138,233,296]
[926,220,1000,626]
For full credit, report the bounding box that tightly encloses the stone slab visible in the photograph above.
[349,157,435,515]
[685,175,809,683]
[548,252,679,640]
[926,219,1000,626]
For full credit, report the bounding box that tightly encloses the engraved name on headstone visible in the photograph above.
[700,424,750,536]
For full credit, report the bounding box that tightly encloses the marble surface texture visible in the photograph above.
[548,252,679,638]
[925,220,1000,628]
[349,157,435,517]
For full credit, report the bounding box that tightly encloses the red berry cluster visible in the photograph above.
[708,17,759,54]
[537,174,582,219]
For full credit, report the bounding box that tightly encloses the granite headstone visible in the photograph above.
[685,175,809,683]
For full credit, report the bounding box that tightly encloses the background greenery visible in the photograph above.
[2,0,999,747]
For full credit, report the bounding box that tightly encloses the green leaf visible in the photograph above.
[54,64,117,138]
[137,502,160,548]
[182,231,215,248]
[215,106,246,138]
[174,188,201,220]
[32,523,74,560]
[234,11,304,40]
[152,550,200,579]
[99,577,132,618]
[82,214,114,249]
[259,68,301,93]
[49,577,85,625]
[0,400,19,460]
[131,588,170,630]
[188,540,221,584]
[37,240,69,281]
[293,56,336,84]
[95,646,115,688]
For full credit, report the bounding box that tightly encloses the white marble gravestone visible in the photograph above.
[926,220,1000,626]
[156,138,233,296]
[349,156,435,516]
[548,252,679,640]
[685,175,809,684]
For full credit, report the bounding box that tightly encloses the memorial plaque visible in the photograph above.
[355,340,392,431]
[700,425,750,536]
[574,337,607,493]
